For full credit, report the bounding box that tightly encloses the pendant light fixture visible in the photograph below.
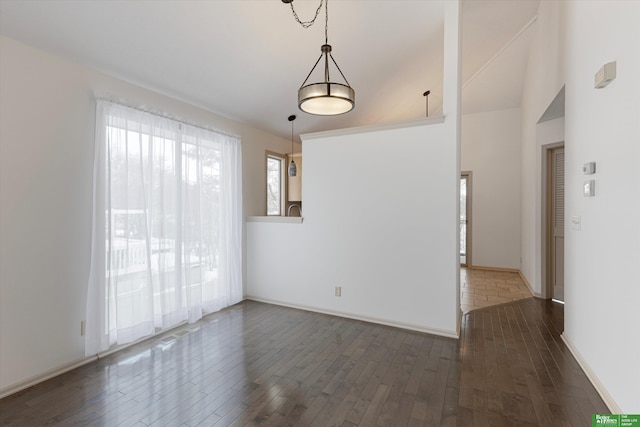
[288,115,297,177]
[283,0,355,116]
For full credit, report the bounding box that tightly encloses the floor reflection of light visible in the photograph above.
[115,335,178,366]
[266,383,283,401]
[158,339,176,351]
[117,348,151,366]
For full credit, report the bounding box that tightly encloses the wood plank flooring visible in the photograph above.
[0,298,608,426]
[461,268,533,313]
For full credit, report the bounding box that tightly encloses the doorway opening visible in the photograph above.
[538,85,565,302]
[546,145,565,302]
[460,172,471,267]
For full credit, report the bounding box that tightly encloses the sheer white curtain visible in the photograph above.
[86,100,242,355]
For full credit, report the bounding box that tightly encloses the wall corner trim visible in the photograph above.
[561,333,622,414]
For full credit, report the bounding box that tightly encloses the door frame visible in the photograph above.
[542,142,564,299]
[461,171,472,267]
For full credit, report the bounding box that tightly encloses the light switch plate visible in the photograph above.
[583,180,596,197]
[583,162,596,175]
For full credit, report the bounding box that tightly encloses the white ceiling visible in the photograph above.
[0,0,539,140]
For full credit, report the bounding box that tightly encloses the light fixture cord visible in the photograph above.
[423,90,431,117]
[325,0,329,45]
[291,120,294,156]
[288,0,324,29]
[324,0,330,82]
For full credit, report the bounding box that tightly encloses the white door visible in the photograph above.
[550,147,565,301]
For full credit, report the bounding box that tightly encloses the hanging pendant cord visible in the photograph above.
[325,0,329,45]
[291,120,294,155]
[324,0,330,83]
[288,114,296,154]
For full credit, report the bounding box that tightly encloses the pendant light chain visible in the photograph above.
[285,0,329,43]
[287,0,324,29]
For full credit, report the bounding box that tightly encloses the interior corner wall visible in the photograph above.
[461,108,521,270]
[0,36,290,393]
[520,1,640,413]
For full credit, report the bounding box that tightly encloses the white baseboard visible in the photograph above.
[468,264,520,273]
[245,296,460,339]
[0,356,97,400]
[517,270,543,298]
[561,333,621,414]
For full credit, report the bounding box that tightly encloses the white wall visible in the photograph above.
[562,1,640,413]
[247,118,460,337]
[0,36,291,393]
[520,0,640,412]
[461,108,521,269]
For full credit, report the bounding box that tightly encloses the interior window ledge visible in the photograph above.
[247,216,303,224]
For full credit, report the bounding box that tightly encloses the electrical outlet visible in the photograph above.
[335,286,342,297]
[571,216,581,230]
[80,320,86,336]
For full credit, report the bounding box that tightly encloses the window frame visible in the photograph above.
[266,151,287,216]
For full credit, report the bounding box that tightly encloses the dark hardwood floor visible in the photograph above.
[0,298,608,426]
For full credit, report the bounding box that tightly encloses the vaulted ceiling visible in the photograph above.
[0,0,539,140]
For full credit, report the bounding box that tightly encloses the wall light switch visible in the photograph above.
[583,180,596,197]
[583,162,596,175]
